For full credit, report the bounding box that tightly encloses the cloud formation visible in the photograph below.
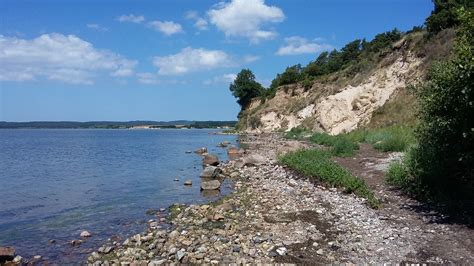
[0,33,136,84]
[153,47,232,75]
[117,14,145,23]
[86,24,108,31]
[148,21,183,35]
[207,0,285,43]
[185,11,209,31]
[204,73,237,85]
[276,36,332,56]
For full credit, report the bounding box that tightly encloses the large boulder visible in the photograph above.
[202,154,219,166]
[0,247,15,263]
[244,154,267,166]
[200,166,222,178]
[200,179,221,190]
[194,147,208,154]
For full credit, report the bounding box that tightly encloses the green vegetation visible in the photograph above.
[390,8,473,208]
[279,149,379,208]
[426,0,473,34]
[229,69,264,110]
[310,132,359,157]
[347,126,416,152]
[284,126,311,140]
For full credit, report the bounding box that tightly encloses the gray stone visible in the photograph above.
[200,166,222,178]
[201,179,221,190]
[176,249,186,261]
[80,230,91,237]
[184,180,192,186]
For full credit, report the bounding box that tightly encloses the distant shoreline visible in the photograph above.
[0,120,237,130]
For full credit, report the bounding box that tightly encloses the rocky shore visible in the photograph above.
[79,133,474,265]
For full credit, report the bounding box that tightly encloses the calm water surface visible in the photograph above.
[0,129,237,262]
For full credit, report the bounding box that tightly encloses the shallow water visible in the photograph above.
[0,129,237,262]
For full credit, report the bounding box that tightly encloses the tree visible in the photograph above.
[229,69,264,110]
[425,0,473,34]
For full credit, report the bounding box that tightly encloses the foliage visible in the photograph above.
[425,0,473,34]
[310,132,359,157]
[229,69,264,110]
[279,149,379,208]
[269,64,304,93]
[284,126,311,140]
[406,8,474,203]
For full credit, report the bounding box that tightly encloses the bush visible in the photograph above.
[279,149,379,208]
[407,8,474,203]
[310,132,359,157]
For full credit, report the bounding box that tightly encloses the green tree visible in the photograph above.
[425,0,473,34]
[409,8,473,204]
[229,69,264,110]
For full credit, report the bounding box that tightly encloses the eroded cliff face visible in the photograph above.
[239,46,424,135]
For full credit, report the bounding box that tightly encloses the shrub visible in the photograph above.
[279,149,379,208]
[364,126,415,152]
[408,8,474,203]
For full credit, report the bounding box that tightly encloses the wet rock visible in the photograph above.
[70,240,83,247]
[80,230,91,238]
[98,246,114,254]
[276,247,287,255]
[194,147,207,154]
[0,246,15,263]
[200,166,222,178]
[201,180,221,190]
[203,154,220,166]
[184,180,192,186]
[13,255,22,263]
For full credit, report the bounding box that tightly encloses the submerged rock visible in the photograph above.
[194,147,208,154]
[184,180,192,186]
[201,179,221,190]
[80,230,91,238]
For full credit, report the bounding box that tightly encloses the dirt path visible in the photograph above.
[334,143,474,263]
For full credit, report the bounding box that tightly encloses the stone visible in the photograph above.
[276,247,287,256]
[70,240,82,246]
[184,180,192,186]
[99,246,114,254]
[80,230,92,237]
[33,255,42,260]
[201,179,221,190]
[173,178,180,181]
[233,246,241,253]
[200,166,222,178]
[227,146,239,155]
[203,154,219,166]
[176,249,186,261]
[244,154,266,166]
[0,246,15,262]
[194,147,207,154]
[169,230,179,239]
[13,255,22,263]
[149,259,167,265]
[316,249,324,255]
[213,213,225,221]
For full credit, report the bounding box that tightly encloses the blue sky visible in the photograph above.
[0,0,433,122]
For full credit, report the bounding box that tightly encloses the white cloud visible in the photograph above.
[86,24,108,32]
[0,33,137,84]
[204,73,237,85]
[153,47,232,75]
[148,21,183,35]
[207,0,285,43]
[276,36,332,56]
[185,10,209,31]
[117,14,145,23]
[243,55,260,63]
[137,72,160,85]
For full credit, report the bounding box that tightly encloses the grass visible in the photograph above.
[279,149,380,208]
[346,125,415,152]
[284,126,311,140]
[310,132,359,157]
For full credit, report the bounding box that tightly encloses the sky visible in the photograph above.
[0,0,434,122]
